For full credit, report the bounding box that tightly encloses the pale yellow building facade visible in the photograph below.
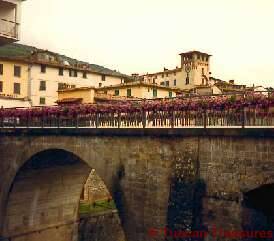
[0,59,28,98]
[143,51,211,91]
[97,82,178,100]
[0,58,30,107]
[57,82,179,104]
[57,87,96,104]
[0,44,127,107]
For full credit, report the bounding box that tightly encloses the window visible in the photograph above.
[0,81,3,92]
[74,70,77,77]
[127,88,131,97]
[14,83,20,94]
[160,81,165,86]
[161,73,164,78]
[58,83,64,90]
[69,69,73,77]
[39,81,46,91]
[102,75,106,81]
[71,85,76,88]
[202,68,204,75]
[174,79,177,86]
[41,65,46,73]
[99,83,102,87]
[169,91,173,98]
[114,89,119,96]
[153,79,156,84]
[14,66,21,77]
[0,64,3,75]
[197,55,200,60]
[59,68,64,76]
[153,88,157,97]
[174,72,176,76]
[40,97,46,105]
[166,73,168,77]
[83,72,87,79]
[165,81,169,87]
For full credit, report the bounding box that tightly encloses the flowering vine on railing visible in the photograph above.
[0,93,273,128]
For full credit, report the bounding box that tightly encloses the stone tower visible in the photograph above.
[179,51,211,88]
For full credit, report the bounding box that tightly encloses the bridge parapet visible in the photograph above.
[0,93,273,129]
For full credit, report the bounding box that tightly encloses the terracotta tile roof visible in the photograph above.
[179,50,211,56]
[56,98,83,104]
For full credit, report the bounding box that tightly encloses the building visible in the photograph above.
[96,81,178,100]
[0,43,129,107]
[143,51,211,90]
[189,85,222,95]
[0,96,30,108]
[0,0,25,46]
[80,169,111,203]
[57,82,179,104]
[0,57,31,107]
[210,77,246,93]
[57,87,96,105]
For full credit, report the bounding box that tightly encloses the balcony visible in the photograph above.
[0,18,18,43]
[0,0,21,45]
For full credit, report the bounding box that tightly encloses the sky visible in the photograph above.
[20,0,274,87]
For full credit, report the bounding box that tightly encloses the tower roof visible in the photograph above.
[179,51,212,57]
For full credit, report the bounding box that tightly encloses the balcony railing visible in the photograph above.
[0,18,18,39]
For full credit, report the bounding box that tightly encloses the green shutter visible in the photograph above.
[153,88,157,97]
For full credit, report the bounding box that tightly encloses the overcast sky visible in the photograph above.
[20,0,274,87]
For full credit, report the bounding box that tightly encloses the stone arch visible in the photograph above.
[1,148,124,241]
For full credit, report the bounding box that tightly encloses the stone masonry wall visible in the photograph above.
[82,169,111,203]
[78,210,125,241]
[0,130,273,241]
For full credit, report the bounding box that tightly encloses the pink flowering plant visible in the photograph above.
[0,93,273,127]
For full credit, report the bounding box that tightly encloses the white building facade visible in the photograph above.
[29,63,124,106]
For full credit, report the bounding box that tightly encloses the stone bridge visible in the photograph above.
[0,128,273,241]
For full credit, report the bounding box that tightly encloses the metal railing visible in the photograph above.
[0,92,273,129]
[0,18,18,39]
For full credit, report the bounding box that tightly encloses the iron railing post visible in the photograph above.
[57,114,60,128]
[171,110,175,128]
[118,112,121,128]
[142,110,146,128]
[95,113,99,128]
[241,107,245,128]
[203,109,207,128]
[75,115,79,128]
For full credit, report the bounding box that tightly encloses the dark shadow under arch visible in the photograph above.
[241,183,274,241]
[2,149,125,241]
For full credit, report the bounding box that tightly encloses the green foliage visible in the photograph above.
[79,200,116,215]
[229,95,236,103]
